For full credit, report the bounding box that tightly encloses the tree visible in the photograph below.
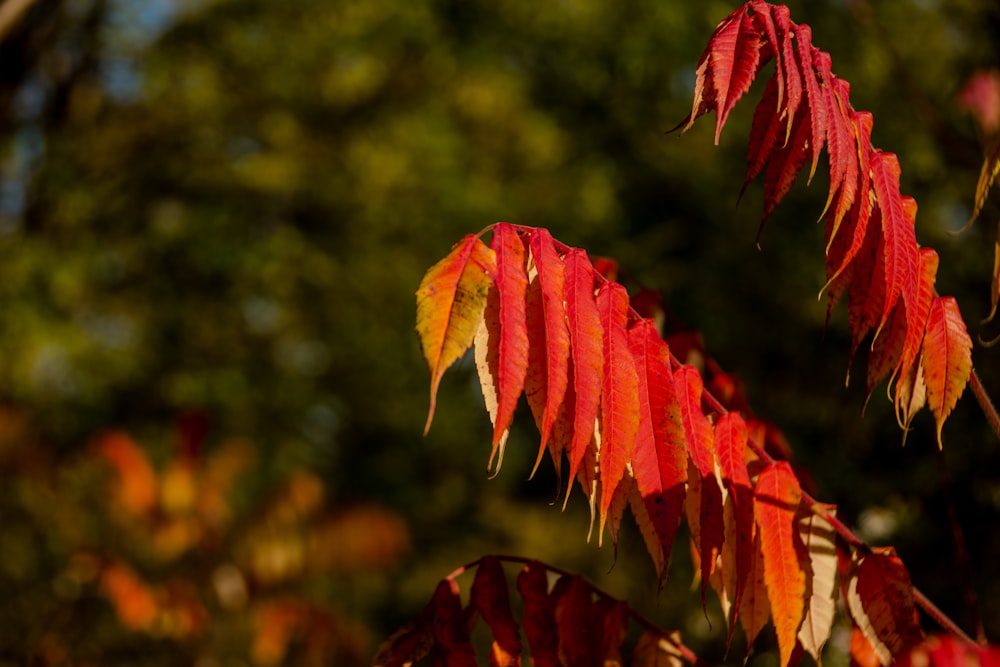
[381,2,1000,665]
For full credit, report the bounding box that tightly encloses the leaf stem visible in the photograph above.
[970,367,1000,444]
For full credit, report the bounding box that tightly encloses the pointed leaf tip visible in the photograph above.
[416,234,496,434]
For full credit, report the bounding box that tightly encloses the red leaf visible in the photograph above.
[554,577,601,667]
[793,24,828,182]
[475,225,530,475]
[714,412,754,635]
[742,72,784,197]
[471,557,522,667]
[488,224,529,466]
[430,578,477,667]
[596,282,641,542]
[754,461,805,667]
[524,229,571,456]
[595,597,630,665]
[416,234,497,435]
[775,5,802,144]
[897,635,1000,667]
[846,548,925,665]
[628,319,688,581]
[846,203,885,374]
[562,249,605,490]
[760,102,812,235]
[517,562,559,667]
[870,151,920,341]
[823,76,858,228]
[684,6,761,144]
[823,110,874,286]
[676,366,724,602]
[920,296,973,446]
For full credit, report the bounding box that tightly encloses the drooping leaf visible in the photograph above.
[680,5,761,142]
[470,557,522,667]
[596,282,641,542]
[920,296,973,446]
[430,578,478,667]
[895,355,928,436]
[713,411,753,637]
[627,319,688,581]
[822,75,857,226]
[739,528,771,652]
[796,505,838,664]
[742,73,784,199]
[596,597,630,667]
[846,548,925,666]
[517,562,559,667]
[676,365,723,603]
[793,24,828,183]
[554,576,602,667]
[474,223,530,475]
[416,234,497,434]
[870,152,920,341]
[562,249,605,491]
[754,461,806,667]
[760,101,812,235]
[524,229,571,457]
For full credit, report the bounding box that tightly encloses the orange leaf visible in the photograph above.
[596,281,640,542]
[920,296,973,446]
[753,461,805,667]
[525,229,571,457]
[97,430,158,517]
[474,224,529,475]
[846,548,925,665]
[416,234,497,435]
[471,557,522,667]
[739,528,771,652]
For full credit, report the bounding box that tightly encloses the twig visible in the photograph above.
[970,368,1000,444]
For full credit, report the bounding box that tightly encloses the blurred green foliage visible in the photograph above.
[1,0,1000,664]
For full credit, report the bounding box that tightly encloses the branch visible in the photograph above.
[970,367,1000,444]
[691,358,979,646]
[448,555,711,667]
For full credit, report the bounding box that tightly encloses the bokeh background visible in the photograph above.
[1,0,999,664]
